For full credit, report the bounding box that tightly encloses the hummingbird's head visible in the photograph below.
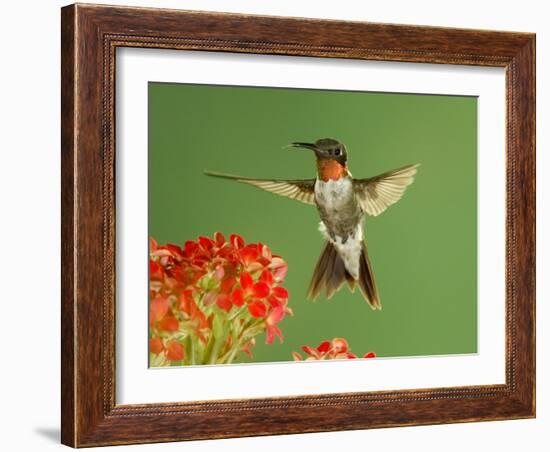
[289,138,349,181]
[289,138,348,165]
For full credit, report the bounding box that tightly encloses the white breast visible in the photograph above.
[314,177,354,211]
[315,178,363,280]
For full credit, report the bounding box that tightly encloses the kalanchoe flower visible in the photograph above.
[165,340,185,361]
[149,232,291,366]
[149,337,164,355]
[292,338,376,361]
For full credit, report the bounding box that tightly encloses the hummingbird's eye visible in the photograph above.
[334,148,341,156]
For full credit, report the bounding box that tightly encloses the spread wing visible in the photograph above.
[353,164,419,216]
[204,171,316,205]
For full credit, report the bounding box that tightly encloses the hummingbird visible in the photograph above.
[205,138,418,310]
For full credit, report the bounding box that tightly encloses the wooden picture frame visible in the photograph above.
[61,3,535,447]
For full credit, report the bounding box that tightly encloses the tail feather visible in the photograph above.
[326,245,345,298]
[358,242,381,310]
[307,241,332,299]
[307,240,381,310]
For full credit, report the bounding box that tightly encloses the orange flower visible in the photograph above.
[265,305,285,344]
[150,337,164,355]
[158,313,179,332]
[165,340,184,361]
[293,338,376,361]
[150,296,169,325]
[149,232,291,365]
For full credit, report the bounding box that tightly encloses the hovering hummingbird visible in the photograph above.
[205,138,418,310]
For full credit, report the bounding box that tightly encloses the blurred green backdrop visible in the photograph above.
[149,82,477,363]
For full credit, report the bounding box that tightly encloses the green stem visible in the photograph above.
[218,328,245,364]
[227,305,246,321]
[186,335,196,365]
[202,332,215,364]
[224,342,243,364]
[208,332,226,364]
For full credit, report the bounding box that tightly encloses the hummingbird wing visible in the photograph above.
[353,164,419,216]
[204,171,317,205]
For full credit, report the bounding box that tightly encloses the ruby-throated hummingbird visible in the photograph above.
[205,138,418,310]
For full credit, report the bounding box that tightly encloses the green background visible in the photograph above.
[149,82,477,364]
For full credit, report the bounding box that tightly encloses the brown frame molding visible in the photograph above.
[61,3,535,447]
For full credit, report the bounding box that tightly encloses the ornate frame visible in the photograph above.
[61,3,535,447]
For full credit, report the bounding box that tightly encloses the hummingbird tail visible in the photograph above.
[358,241,381,310]
[307,240,381,310]
[307,240,349,301]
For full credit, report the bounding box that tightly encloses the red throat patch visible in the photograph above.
[317,159,348,182]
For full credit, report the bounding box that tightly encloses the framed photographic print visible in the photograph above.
[61,3,535,447]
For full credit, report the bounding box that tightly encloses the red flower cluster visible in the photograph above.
[292,338,376,361]
[149,232,291,365]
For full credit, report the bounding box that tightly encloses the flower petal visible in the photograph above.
[221,277,236,294]
[272,286,289,300]
[241,338,256,358]
[230,233,245,249]
[270,258,288,281]
[231,288,245,307]
[331,337,349,354]
[149,260,164,279]
[149,337,164,354]
[239,247,258,266]
[158,314,179,332]
[198,236,214,250]
[317,341,331,353]
[184,240,199,256]
[216,294,232,312]
[165,244,184,259]
[364,352,377,358]
[240,272,254,291]
[261,244,272,260]
[253,281,270,298]
[214,231,226,247]
[260,269,274,286]
[248,300,267,318]
[246,262,264,273]
[150,296,169,322]
[269,256,286,269]
[202,290,217,306]
[301,345,321,359]
[165,340,184,361]
[265,324,283,344]
[213,265,225,281]
[267,305,285,324]
[267,295,281,308]
[179,290,195,314]
[149,237,158,253]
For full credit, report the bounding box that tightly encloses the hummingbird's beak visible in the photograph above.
[288,142,321,156]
